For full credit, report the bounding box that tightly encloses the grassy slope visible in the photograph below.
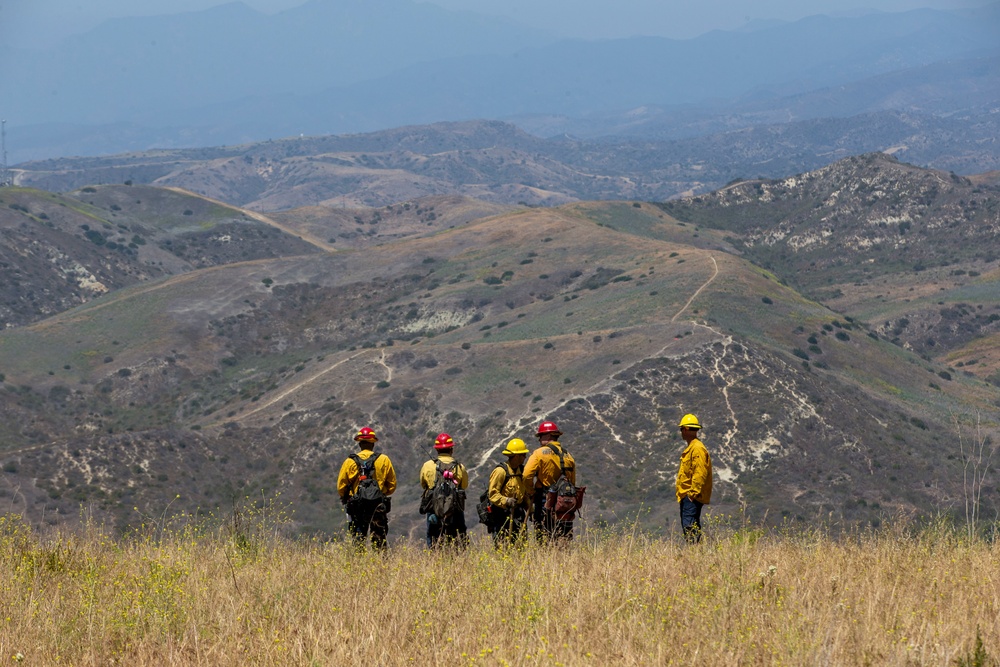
[3,200,993,423]
[1,200,997,534]
[1,515,997,666]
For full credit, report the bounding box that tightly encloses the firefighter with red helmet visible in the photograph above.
[337,426,397,550]
[419,433,470,548]
[523,419,578,543]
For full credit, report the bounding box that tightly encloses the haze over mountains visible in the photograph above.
[2,0,998,163]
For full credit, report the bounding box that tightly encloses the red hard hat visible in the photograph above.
[434,433,454,450]
[354,427,378,442]
[536,420,562,437]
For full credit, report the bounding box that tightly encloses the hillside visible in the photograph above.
[267,195,514,251]
[658,152,1000,382]
[1,187,996,537]
[0,185,321,328]
[13,112,1000,214]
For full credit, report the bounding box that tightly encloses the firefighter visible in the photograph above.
[486,438,531,548]
[337,427,397,550]
[676,414,713,543]
[419,433,470,548]
[523,420,578,543]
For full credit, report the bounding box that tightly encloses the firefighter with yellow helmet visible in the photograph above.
[484,438,531,547]
[675,414,713,543]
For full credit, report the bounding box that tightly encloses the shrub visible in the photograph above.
[761,296,773,305]
[84,230,106,245]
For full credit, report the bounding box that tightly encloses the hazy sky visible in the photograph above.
[426,0,992,38]
[1,0,992,47]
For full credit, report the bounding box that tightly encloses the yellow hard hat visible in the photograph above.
[678,413,702,430]
[502,438,529,456]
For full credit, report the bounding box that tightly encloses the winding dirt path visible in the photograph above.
[672,253,719,322]
[213,350,372,426]
[163,186,338,253]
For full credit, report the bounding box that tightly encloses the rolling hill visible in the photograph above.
[2,158,998,537]
[13,112,1000,215]
[658,152,1000,383]
[0,185,324,329]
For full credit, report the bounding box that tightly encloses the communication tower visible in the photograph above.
[0,119,9,187]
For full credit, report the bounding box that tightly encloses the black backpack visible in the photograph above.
[476,461,521,524]
[346,451,386,512]
[420,458,466,520]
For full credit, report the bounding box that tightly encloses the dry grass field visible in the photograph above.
[1,504,997,667]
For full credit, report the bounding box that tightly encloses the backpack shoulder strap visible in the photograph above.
[555,446,569,475]
[353,450,381,475]
[494,462,509,487]
[351,449,382,468]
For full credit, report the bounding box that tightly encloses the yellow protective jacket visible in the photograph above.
[676,438,712,504]
[487,461,529,510]
[419,455,469,490]
[337,448,397,501]
[523,441,576,490]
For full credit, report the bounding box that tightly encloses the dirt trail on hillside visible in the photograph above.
[219,250,724,432]
[472,251,725,470]
[215,350,372,426]
[672,253,719,322]
[163,186,338,253]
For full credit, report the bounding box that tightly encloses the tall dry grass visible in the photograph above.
[1,508,998,666]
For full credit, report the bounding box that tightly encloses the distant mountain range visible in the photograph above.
[12,114,1000,210]
[1,1,998,162]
